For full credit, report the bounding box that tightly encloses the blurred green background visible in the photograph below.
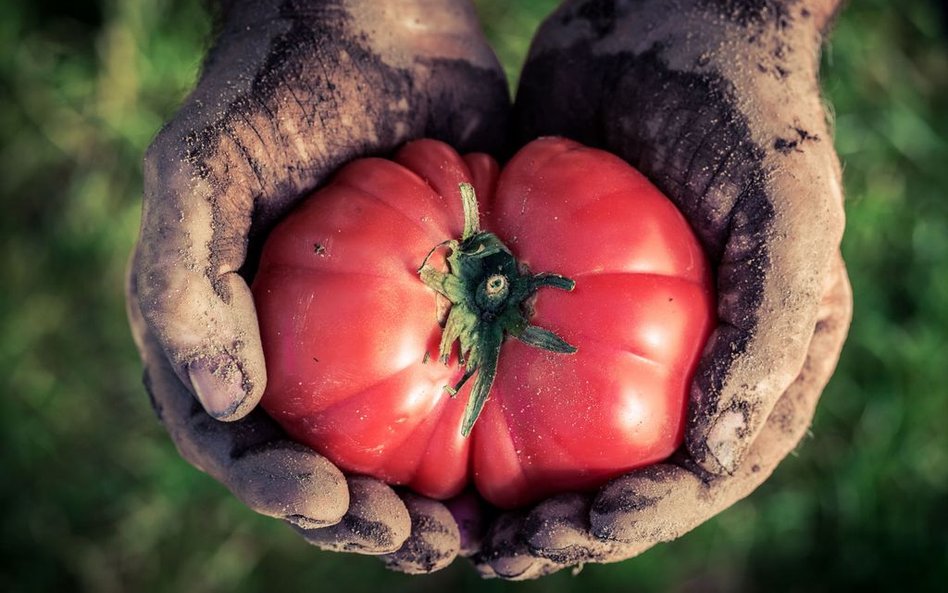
[2,0,947,591]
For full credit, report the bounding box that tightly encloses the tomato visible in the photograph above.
[252,138,714,509]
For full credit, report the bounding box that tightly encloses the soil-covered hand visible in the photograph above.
[127,0,507,573]
[470,0,853,578]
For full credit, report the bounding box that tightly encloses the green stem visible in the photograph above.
[419,183,578,437]
[460,182,480,240]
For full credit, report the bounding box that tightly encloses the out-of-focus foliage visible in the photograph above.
[1,0,946,591]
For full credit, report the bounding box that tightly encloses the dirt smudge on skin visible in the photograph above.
[184,1,509,287]
[696,0,799,29]
[774,126,820,154]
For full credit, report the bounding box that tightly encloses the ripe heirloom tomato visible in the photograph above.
[252,138,714,509]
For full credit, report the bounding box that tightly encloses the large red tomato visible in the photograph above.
[252,138,714,509]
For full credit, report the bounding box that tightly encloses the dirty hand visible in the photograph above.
[471,0,853,578]
[126,0,507,573]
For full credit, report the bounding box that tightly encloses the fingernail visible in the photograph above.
[707,409,749,473]
[525,520,584,551]
[187,357,247,419]
[285,514,336,530]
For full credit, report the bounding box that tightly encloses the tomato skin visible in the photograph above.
[252,138,714,508]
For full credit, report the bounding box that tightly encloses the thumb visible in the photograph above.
[136,129,265,420]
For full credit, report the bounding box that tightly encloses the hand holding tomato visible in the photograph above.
[472,0,852,578]
[126,0,509,571]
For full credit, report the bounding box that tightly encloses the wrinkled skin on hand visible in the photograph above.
[127,0,852,579]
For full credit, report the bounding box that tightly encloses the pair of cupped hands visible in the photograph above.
[126,0,851,579]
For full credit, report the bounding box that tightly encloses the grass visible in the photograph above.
[1,0,946,591]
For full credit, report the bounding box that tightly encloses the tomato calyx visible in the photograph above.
[418,183,578,437]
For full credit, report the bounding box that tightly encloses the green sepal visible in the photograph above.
[419,183,579,437]
[513,325,577,353]
[459,325,503,437]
